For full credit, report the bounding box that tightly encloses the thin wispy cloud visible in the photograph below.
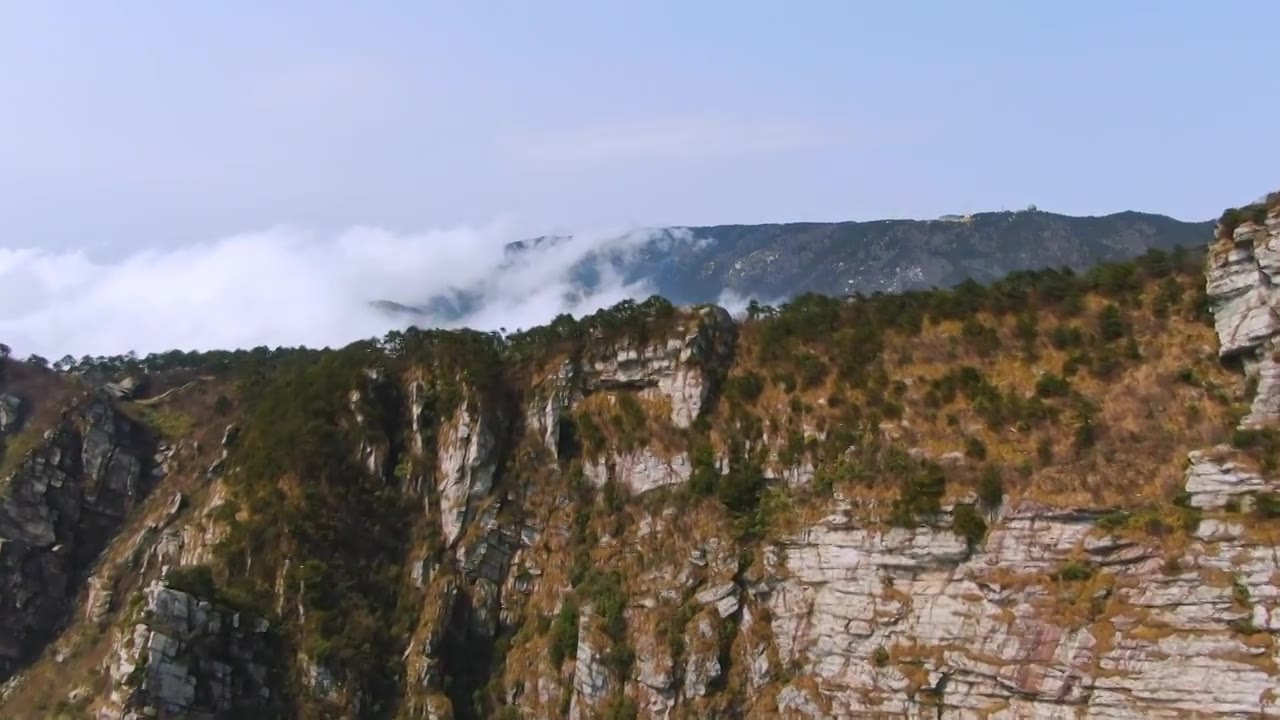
[0,225,681,359]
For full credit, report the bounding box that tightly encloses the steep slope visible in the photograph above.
[0,198,1277,719]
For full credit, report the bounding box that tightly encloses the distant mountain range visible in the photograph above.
[377,208,1212,321]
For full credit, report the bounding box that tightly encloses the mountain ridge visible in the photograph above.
[383,208,1212,325]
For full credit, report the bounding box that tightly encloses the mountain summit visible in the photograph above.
[544,209,1212,302]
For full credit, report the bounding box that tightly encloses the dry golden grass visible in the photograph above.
[714,278,1238,511]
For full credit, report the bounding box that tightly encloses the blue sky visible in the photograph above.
[2,2,1279,252]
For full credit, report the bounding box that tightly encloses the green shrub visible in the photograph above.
[583,571,628,643]
[1015,312,1039,346]
[1137,248,1172,279]
[576,412,607,458]
[212,394,233,416]
[1095,510,1131,531]
[951,504,988,549]
[1036,438,1054,466]
[602,697,639,720]
[165,564,217,599]
[881,400,904,420]
[1089,261,1141,297]
[773,371,798,394]
[602,479,627,514]
[726,371,765,403]
[1098,304,1127,342]
[1035,373,1071,398]
[889,461,946,526]
[965,436,987,461]
[688,444,717,497]
[1232,577,1251,606]
[666,604,697,662]
[718,461,766,517]
[961,318,1001,356]
[1073,416,1098,452]
[549,600,580,668]
[789,395,805,416]
[1230,428,1280,472]
[977,466,1004,510]
[1052,562,1094,582]
[603,644,635,678]
[795,352,829,389]
[1256,492,1280,518]
[1229,618,1259,635]
[1088,348,1123,380]
[1049,324,1084,350]
[1219,207,1243,236]
[872,646,890,667]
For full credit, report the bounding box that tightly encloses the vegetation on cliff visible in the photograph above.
[1,238,1269,719]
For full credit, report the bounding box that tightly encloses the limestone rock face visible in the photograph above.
[436,399,501,548]
[0,393,150,681]
[581,305,737,430]
[752,490,1280,718]
[680,614,721,700]
[631,623,676,719]
[0,394,21,436]
[402,576,459,714]
[525,359,580,459]
[1184,446,1280,509]
[524,305,737,496]
[103,581,280,718]
[1206,210,1280,427]
[567,606,611,720]
[583,449,692,495]
[102,376,142,400]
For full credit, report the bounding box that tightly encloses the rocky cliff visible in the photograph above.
[0,392,152,681]
[0,200,1278,719]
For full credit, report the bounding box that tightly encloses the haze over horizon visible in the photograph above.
[2,2,1278,357]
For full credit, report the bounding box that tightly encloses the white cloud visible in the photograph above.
[0,223,682,359]
[714,287,787,321]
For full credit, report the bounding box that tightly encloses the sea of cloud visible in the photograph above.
[0,223,681,359]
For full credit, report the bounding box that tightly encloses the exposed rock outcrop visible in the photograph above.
[753,495,1280,717]
[436,399,501,548]
[103,580,282,718]
[0,394,21,436]
[1184,446,1280,510]
[0,393,150,681]
[1207,208,1280,427]
[567,605,612,720]
[581,305,736,430]
[583,449,691,495]
[102,377,142,400]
